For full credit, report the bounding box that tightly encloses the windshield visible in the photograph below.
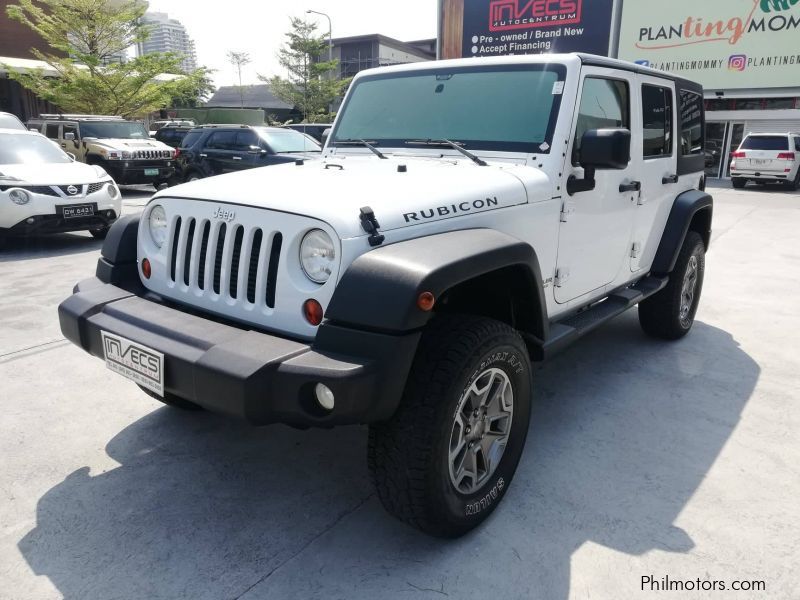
[332,65,566,153]
[80,121,149,139]
[256,128,321,153]
[0,113,25,130]
[0,133,71,165]
[740,136,789,151]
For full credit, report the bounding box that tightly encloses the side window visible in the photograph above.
[642,85,673,158]
[206,131,236,150]
[180,131,203,148]
[795,137,800,152]
[573,77,629,164]
[45,123,60,139]
[234,130,258,151]
[679,90,704,155]
[63,124,78,139]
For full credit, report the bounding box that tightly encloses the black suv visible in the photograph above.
[284,123,330,143]
[177,125,321,182]
[154,125,193,149]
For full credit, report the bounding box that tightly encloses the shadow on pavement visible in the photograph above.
[17,314,759,599]
[0,232,102,263]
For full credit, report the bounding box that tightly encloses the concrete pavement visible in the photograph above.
[1,182,798,599]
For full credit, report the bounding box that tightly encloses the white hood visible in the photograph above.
[0,161,104,185]
[159,156,551,239]
[89,138,172,151]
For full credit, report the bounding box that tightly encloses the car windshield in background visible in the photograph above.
[0,133,71,164]
[332,65,566,153]
[741,136,789,151]
[256,128,321,153]
[0,113,25,130]
[80,121,149,139]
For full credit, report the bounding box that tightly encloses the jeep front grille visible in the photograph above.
[167,216,283,308]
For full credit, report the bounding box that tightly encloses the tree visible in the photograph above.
[2,0,209,117]
[259,18,349,122]
[169,69,216,109]
[227,51,251,109]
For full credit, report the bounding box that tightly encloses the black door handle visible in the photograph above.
[619,181,641,193]
[662,174,679,184]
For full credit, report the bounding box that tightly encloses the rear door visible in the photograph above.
[555,67,639,304]
[630,76,678,272]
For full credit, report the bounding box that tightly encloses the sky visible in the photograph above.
[143,0,439,88]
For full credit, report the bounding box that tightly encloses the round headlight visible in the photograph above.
[300,229,336,284]
[148,204,168,248]
[9,188,30,205]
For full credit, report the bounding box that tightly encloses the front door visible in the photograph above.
[555,68,639,304]
[202,130,238,175]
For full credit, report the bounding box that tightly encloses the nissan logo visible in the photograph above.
[67,185,79,195]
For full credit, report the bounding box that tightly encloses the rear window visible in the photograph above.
[740,136,790,151]
[180,130,203,148]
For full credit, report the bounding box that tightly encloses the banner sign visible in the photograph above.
[618,0,800,90]
[439,0,616,60]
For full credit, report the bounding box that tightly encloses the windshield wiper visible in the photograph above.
[336,138,387,159]
[404,139,487,166]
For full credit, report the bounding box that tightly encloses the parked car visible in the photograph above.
[148,119,195,138]
[177,124,320,182]
[154,124,193,149]
[0,112,26,130]
[59,54,712,537]
[730,132,800,190]
[28,114,176,189]
[284,123,330,143]
[0,128,121,246]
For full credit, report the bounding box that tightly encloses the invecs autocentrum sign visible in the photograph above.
[489,0,582,32]
[618,0,800,89]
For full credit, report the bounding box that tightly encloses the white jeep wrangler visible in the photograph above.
[60,54,713,537]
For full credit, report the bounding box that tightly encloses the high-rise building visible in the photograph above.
[136,12,197,73]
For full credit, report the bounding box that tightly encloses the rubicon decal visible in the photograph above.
[489,0,582,32]
[403,197,500,223]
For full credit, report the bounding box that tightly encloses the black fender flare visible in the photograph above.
[651,189,713,275]
[94,215,143,291]
[325,228,548,337]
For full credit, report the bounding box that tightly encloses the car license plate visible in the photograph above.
[751,159,769,166]
[101,331,164,395]
[61,204,95,219]
[145,168,160,176]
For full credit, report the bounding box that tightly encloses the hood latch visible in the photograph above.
[359,206,385,247]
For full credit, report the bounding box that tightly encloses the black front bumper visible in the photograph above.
[58,278,420,427]
[5,211,118,235]
[100,160,175,184]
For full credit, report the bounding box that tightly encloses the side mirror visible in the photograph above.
[64,132,76,141]
[567,128,631,195]
[248,145,266,155]
[321,128,332,147]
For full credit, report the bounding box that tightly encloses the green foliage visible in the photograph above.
[260,18,350,120]
[2,0,211,117]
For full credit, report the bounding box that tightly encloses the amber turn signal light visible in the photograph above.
[417,291,435,311]
[141,258,151,279]
[303,299,323,326]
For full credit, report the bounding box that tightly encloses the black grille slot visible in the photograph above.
[247,229,263,304]
[183,219,196,286]
[229,226,244,299]
[212,223,226,294]
[266,233,282,308]
[197,221,210,290]
[170,217,182,281]
[87,182,104,194]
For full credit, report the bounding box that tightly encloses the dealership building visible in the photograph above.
[439,0,800,179]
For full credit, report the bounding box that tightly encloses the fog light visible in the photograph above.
[303,299,323,326]
[141,258,151,279]
[314,383,335,411]
[106,210,114,218]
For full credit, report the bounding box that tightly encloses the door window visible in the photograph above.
[795,138,800,151]
[573,77,629,164]
[205,131,237,150]
[642,85,673,158]
[63,124,78,139]
[45,123,60,139]
[234,130,259,151]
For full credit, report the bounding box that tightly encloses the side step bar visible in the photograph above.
[534,275,668,361]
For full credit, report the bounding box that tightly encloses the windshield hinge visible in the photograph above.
[359,206,385,247]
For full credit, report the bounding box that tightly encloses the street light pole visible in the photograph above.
[306,9,333,62]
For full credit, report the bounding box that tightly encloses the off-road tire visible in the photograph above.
[639,231,705,340]
[731,177,747,189]
[138,385,204,411]
[787,170,800,192]
[368,315,532,537]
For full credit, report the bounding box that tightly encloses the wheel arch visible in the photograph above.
[325,229,549,343]
[651,189,713,275]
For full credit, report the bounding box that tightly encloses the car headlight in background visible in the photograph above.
[148,204,168,248]
[300,229,336,284]
[8,188,30,205]
[106,183,120,199]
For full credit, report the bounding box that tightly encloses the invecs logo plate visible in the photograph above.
[489,0,582,32]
